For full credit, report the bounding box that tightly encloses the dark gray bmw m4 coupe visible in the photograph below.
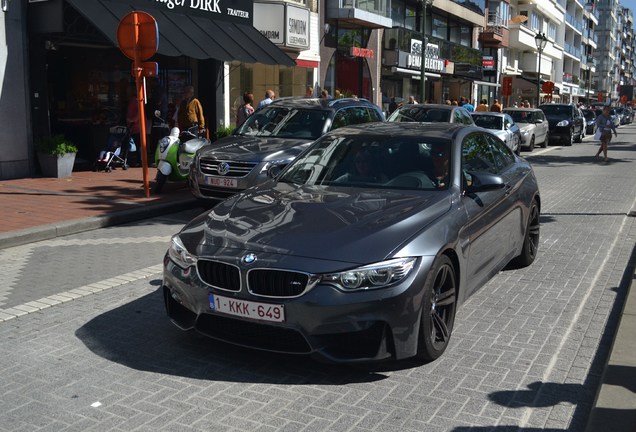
[162,122,540,364]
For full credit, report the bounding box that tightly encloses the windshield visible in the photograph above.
[582,110,595,120]
[506,110,532,123]
[235,106,329,140]
[540,105,571,117]
[472,115,503,130]
[387,106,451,122]
[278,134,452,191]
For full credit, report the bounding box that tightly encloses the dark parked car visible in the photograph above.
[539,103,584,146]
[387,104,475,125]
[581,109,597,135]
[189,97,385,201]
[163,122,541,363]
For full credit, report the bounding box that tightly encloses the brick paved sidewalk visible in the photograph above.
[0,165,199,248]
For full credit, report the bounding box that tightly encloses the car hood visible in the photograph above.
[180,182,452,264]
[543,114,572,125]
[198,135,312,161]
[517,123,535,133]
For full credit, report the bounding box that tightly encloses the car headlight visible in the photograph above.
[556,120,570,127]
[260,159,293,174]
[168,235,197,269]
[321,258,417,291]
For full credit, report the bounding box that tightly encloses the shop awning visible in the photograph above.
[66,0,295,66]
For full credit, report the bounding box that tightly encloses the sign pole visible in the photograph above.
[117,11,158,198]
[132,12,150,198]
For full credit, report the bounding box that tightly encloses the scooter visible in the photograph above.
[153,113,210,194]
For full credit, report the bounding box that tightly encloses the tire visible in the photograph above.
[511,200,540,268]
[153,172,167,194]
[416,255,457,362]
[541,134,548,148]
[575,127,583,143]
[528,136,535,152]
[566,131,573,146]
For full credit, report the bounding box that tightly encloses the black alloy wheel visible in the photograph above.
[416,255,457,362]
[512,200,540,267]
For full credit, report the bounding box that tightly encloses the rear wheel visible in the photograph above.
[416,255,457,362]
[511,200,540,268]
[153,172,167,194]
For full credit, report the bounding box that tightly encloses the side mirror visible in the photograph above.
[535,119,543,124]
[465,171,506,193]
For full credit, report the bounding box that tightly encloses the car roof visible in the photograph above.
[267,97,378,110]
[502,107,542,112]
[471,112,507,117]
[400,103,463,110]
[328,121,477,140]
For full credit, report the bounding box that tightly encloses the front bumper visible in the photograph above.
[162,254,435,363]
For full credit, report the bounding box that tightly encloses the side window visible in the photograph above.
[454,110,462,123]
[331,109,349,130]
[462,133,497,174]
[367,108,383,122]
[484,134,515,172]
[461,110,473,125]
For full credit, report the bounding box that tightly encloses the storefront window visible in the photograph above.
[228,62,313,127]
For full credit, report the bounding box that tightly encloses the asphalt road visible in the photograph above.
[1,129,635,431]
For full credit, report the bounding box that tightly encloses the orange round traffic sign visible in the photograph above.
[117,11,158,61]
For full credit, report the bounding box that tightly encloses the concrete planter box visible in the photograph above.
[37,152,76,178]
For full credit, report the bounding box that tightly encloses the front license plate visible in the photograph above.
[204,176,237,188]
[209,294,285,323]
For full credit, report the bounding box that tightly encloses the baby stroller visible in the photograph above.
[94,126,135,172]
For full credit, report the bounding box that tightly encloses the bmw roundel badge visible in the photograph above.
[242,253,257,265]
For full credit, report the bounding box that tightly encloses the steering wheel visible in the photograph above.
[386,171,436,189]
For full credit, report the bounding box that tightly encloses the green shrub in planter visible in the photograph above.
[36,134,78,156]
[213,126,235,141]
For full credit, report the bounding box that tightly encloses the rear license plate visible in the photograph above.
[209,294,285,323]
[205,176,237,188]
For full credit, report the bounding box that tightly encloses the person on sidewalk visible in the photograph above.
[236,91,254,127]
[594,105,618,162]
[490,99,502,112]
[177,85,206,136]
[476,99,489,111]
[258,89,275,109]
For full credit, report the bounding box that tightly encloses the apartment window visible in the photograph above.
[432,15,448,39]
[547,22,556,40]
[530,12,542,32]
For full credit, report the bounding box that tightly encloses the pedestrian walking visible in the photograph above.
[594,105,618,162]
[236,91,254,127]
[407,95,417,104]
[258,89,275,108]
[490,99,502,112]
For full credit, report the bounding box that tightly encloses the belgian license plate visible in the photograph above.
[205,176,237,188]
[209,294,285,323]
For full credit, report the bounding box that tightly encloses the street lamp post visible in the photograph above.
[420,0,432,104]
[534,32,548,107]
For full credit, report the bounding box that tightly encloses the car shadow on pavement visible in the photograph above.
[75,287,389,385]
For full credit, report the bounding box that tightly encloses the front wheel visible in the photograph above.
[511,200,540,268]
[416,255,457,362]
[528,136,535,152]
[153,172,167,194]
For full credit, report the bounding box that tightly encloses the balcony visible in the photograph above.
[326,0,392,29]
[479,12,508,47]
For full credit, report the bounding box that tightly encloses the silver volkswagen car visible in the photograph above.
[163,123,540,363]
